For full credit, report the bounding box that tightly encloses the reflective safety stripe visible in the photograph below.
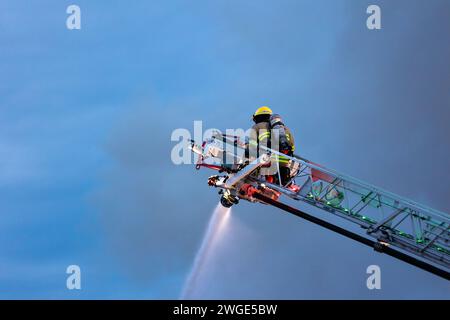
[258,132,270,140]
[272,154,290,164]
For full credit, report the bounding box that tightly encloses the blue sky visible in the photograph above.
[0,1,449,298]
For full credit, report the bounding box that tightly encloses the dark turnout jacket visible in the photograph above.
[248,121,295,167]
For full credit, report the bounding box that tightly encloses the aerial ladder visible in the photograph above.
[259,144,450,281]
[191,134,450,281]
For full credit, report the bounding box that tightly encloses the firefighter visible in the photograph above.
[248,106,296,186]
[248,106,272,156]
[269,113,295,185]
